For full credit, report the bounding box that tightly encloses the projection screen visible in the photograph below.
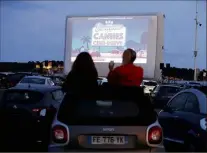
[64,14,164,80]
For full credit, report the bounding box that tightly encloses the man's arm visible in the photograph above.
[107,68,119,85]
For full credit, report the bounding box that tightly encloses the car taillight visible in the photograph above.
[148,126,162,144]
[32,108,41,112]
[52,125,68,144]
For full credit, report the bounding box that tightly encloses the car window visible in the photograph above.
[20,78,45,84]
[52,90,64,102]
[168,93,188,111]
[3,90,44,104]
[184,93,200,113]
[144,81,157,86]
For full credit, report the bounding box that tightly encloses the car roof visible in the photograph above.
[8,84,62,93]
[23,75,50,79]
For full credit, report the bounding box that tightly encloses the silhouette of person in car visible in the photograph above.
[107,48,143,86]
[62,52,98,93]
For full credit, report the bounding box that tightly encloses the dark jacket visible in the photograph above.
[62,71,98,94]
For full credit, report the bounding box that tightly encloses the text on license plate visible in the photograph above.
[91,136,127,145]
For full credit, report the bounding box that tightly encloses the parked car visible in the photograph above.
[0,73,10,89]
[158,87,207,152]
[48,85,163,152]
[90,51,101,57]
[0,85,64,151]
[17,76,55,86]
[150,85,182,109]
[6,72,33,87]
[141,80,157,94]
[97,77,108,85]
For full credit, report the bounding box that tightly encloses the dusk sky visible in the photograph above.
[0,1,206,69]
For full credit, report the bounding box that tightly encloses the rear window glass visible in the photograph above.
[20,78,45,84]
[144,82,157,86]
[3,90,44,104]
[58,91,156,126]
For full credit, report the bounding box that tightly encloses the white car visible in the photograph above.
[17,76,55,86]
[142,80,158,94]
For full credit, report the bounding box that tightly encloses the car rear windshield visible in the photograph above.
[57,88,157,126]
[144,81,157,86]
[2,90,44,104]
[20,78,45,84]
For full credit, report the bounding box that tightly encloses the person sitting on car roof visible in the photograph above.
[62,52,98,93]
[107,48,143,86]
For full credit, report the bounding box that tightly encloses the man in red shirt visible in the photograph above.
[107,48,143,86]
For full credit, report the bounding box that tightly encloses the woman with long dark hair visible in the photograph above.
[62,52,98,93]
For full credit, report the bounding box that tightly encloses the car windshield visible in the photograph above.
[20,78,45,84]
[57,86,157,126]
[144,81,157,86]
[2,90,44,104]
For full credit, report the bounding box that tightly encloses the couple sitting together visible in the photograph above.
[62,48,144,94]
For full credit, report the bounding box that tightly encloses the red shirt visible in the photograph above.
[107,64,143,86]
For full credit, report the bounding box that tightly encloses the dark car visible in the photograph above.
[158,87,207,152]
[0,73,9,89]
[6,72,33,87]
[150,85,182,109]
[48,85,163,152]
[0,84,64,151]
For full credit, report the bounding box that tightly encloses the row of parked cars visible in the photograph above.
[0,72,67,151]
[140,79,207,152]
[0,75,206,152]
[0,72,66,89]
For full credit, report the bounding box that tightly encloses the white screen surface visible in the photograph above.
[70,16,150,64]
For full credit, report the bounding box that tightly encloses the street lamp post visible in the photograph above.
[193,0,202,81]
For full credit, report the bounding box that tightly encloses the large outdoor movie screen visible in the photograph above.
[70,16,150,64]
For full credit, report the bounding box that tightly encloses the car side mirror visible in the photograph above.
[40,109,46,116]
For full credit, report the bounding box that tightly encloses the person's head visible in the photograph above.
[71,52,98,78]
[122,48,137,65]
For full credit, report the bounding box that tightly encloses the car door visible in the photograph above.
[158,92,188,142]
[173,92,201,142]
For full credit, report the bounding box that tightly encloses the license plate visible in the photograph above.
[91,136,126,145]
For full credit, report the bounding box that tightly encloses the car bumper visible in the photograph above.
[48,146,164,152]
